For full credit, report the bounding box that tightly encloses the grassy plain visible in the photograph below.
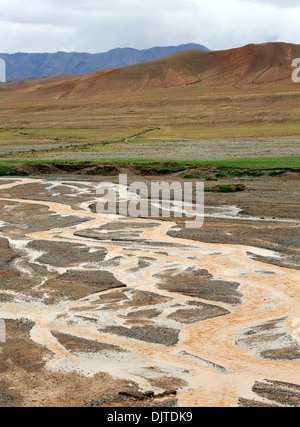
[0,81,299,165]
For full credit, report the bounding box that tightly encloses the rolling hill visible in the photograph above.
[0,43,209,80]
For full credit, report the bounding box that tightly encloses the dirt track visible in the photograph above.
[2,136,300,162]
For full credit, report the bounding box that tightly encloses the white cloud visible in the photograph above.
[0,0,299,53]
[238,0,300,7]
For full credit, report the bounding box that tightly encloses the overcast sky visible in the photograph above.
[0,0,299,53]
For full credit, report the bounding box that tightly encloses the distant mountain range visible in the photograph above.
[0,43,210,80]
[5,42,298,98]
[2,42,297,99]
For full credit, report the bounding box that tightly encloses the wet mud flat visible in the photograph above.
[0,176,299,407]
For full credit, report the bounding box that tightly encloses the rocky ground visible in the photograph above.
[1,136,299,162]
[0,173,299,407]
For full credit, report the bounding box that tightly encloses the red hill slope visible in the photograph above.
[9,42,300,98]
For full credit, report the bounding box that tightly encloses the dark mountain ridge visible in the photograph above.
[0,43,210,80]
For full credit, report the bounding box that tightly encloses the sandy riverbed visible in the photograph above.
[0,176,299,407]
